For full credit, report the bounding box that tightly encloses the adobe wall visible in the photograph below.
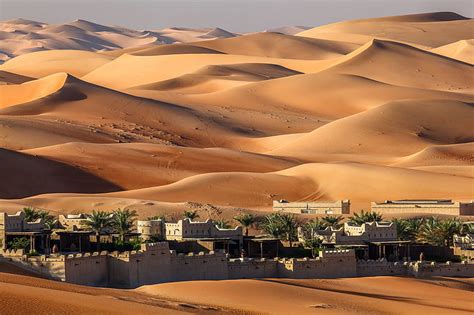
[356,260,406,277]
[410,261,474,278]
[64,252,108,286]
[170,251,228,282]
[371,203,463,215]
[228,258,278,279]
[273,200,350,214]
[108,242,173,288]
[280,250,357,279]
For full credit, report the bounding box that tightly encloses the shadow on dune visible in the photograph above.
[259,278,474,313]
[0,148,122,198]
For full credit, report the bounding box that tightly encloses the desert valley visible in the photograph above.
[0,9,473,315]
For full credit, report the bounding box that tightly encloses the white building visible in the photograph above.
[273,200,350,214]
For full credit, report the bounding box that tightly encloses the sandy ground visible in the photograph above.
[1,261,473,315]
[138,276,474,314]
[0,12,473,213]
[0,11,473,314]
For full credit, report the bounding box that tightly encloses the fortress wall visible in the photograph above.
[280,250,357,279]
[371,203,463,215]
[356,260,406,277]
[64,252,108,286]
[411,262,474,278]
[228,258,278,279]
[170,251,228,282]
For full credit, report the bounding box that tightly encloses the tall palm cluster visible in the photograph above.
[23,207,56,229]
[394,217,465,247]
[83,209,138,250]
[260,213,300,246]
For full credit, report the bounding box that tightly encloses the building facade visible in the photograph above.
[371,200,474,216]
[0,211,49,252]
[273,200,350,214]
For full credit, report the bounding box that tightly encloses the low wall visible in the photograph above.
[356,260,406,277]
[410,261,474,278]
[2,244,473,288]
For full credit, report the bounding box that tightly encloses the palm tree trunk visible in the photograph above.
[96,232,101,251]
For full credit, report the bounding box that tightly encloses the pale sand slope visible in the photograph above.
[318,39,474,92]
[432,40,474,64]
[297,12,473,48]
[0,73,258,150]
[0,50,115,78]
[162,32,360,60]
[0,11,472,212]
[270,100,474,161]
[0,72,68,107]
[128,63,302,95]
[138,277,474,315]
[81,53,331,90]
[171,72,474,120]
[0,269,195,314]
[24,142,298,190]
[102,162,474,207]
[0,18,238,64]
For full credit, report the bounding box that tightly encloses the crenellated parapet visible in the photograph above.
[0,248,25,257]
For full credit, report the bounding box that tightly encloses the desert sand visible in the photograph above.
[139,276,474,314]
[1,262,473,314]
[0,12,473,213]
[0,10,473,315]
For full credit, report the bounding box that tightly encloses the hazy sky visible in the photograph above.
[1,0,472,32]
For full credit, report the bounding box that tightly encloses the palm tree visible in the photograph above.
[321,215,343,228]
[23,207,41,221]
[301,218,326,243]
[261,213,286,239]
[280,213,298,247]
[215,219,231,229]
[392,217,424,241]
[23,207,56,229]
[234,213,256,236]
[84,210,113,251]
[348,210,383,225]
[183,210,199,221]
[112,208,138,244]
[261,213,298,245]
[147,214,166,221]
[417,217,462,247]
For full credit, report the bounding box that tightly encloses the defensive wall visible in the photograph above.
[1,244,473,288]
[371,200,474,216]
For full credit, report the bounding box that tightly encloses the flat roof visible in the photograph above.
[378,200,453,205]
[6,231,51,236]
[367,240,412,245]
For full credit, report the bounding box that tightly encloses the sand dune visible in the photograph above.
[129,63,301,94]
[0,50,114,77]
[25,142,298,190]
[432,39,474,64]
[0,270,188,314]
[319,39,473,92]
[395,143,474,167]
[183,32,359,60]
[271,99,474,160]
[0,147,119,198]
[0,73,252,150]
[139,276,474,314]
[100,161,474,207]
[0,18,238,64]
[82,53,329,90]
[297,12,473,48]
[0,72,68,107]
[0,11,472,213]
[183,72,474,120]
